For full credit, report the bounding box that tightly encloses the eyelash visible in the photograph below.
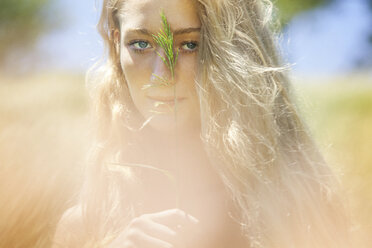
[127,40,199,54]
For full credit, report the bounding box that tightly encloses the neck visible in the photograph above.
[124,128,224,198]
[139,128,211,173]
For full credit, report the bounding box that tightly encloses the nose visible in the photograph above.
[150,49,174,86]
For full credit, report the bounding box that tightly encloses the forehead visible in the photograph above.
[118,0,200,33]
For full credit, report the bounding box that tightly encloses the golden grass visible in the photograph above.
[0,72,371,247]
[0,72,90,247]
[292,73,372,246]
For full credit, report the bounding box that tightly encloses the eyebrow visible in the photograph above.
[126,27,201,36]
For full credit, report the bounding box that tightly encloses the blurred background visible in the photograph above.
[0,0,371,247]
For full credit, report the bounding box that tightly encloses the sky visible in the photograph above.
[35,0,102,72]
[35,0,372,76]
[282,0,372,76]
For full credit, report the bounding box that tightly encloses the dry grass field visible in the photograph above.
[0,72,90,247]
[293,74,372,247]
[0,72,371,247]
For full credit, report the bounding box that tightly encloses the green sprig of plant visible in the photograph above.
[115,11,181,208]
[148,10,179,88]
[153,10,179,80]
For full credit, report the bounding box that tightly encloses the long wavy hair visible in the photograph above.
[76,0,353,247]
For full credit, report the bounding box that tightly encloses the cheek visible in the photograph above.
[177,53,199,97]
[120,49,148,84]
[178,53,198,77]
[120,49,152,104]
[178,53,200,114]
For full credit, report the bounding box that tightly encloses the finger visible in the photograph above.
[127,229,173,248]
[138,219,180,245]
[143,209,199,229]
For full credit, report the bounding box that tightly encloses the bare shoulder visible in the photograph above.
[52,204,85,248]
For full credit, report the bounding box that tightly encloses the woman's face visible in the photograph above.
[116,0,201,136]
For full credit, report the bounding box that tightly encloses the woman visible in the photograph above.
[53,0,352,247]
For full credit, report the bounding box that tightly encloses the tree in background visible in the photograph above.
[275,0,332,26]
[367,0,372,67]
[0,0,370,71]
[0,0,336,62]
[277,0,372,69]
[0,0,59,68]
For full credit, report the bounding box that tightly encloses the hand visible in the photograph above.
[108,208,200,248]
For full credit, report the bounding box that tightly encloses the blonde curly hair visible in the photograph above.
[74,0,354,247]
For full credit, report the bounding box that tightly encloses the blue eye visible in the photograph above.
[135,41,150,49]
[181,41,198,53]
[129,40,152,53]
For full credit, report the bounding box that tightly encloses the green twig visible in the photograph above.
[131,11,181,209]
[152,10,179,82]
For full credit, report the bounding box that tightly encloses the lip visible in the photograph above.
[146,95,187,102]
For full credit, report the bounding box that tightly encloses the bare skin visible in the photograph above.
[113,130,244,248]
[108,209,200,248]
